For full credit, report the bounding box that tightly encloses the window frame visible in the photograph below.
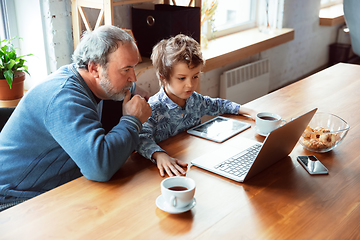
[202,0,258,40]
[0,0,18,43]
[0,0,9,40]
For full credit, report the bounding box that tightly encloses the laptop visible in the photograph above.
[191,108,317,182]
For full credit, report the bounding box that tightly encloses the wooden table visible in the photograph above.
[1,63,360,239]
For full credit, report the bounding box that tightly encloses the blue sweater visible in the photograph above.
[0,64,142,203]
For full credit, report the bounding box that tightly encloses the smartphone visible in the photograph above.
[297,155,328,175]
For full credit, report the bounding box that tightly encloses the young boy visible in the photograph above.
[136,34,257,177]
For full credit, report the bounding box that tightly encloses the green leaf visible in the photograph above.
[9,50,16,60]
[6,59,16,70]
[18,58,25,66]
[0,49,5,57]
[23,68,30,76]
[0,37,32,88]
[4,70,13,89]
[0,45,7,52]
[17,53,33,59]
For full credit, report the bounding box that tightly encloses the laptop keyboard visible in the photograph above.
[214,144,262,177]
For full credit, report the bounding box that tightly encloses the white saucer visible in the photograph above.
[156,195,196,214]
[254,126,268,137]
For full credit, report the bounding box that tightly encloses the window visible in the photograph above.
[200,0,283,42]
[170,0,284,47]
[0,0,19,46]
[0,0,9,40]
[320,0,343,8]
[202,0,256,39]
[0,0,49,90]
[170,0,257,40]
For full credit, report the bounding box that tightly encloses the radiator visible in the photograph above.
[220,59,270,104]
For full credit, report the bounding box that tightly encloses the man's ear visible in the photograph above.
[88,62,100,79]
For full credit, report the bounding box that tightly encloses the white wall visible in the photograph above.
[9,0,73,89]
[39,0,73,74]
[268,0,338,90]
[10,0,48,90]
[10,0,342,96]
[137,0,341,98]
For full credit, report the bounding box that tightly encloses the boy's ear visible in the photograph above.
[158,73,166,86]
[88,62,100,79]
[159,75,168,86]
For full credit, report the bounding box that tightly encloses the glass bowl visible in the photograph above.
[299,112,350,153]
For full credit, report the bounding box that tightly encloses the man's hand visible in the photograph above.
[122,90,152,123]
[134,85,150,101]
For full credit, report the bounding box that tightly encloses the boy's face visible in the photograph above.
[163,62,201,107]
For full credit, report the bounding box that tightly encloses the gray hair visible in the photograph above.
[72,25,135,69]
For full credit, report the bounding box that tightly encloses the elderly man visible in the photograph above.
[0,25,152,211]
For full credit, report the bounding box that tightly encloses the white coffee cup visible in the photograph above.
[161,176,196,208]
[256,112,286,135]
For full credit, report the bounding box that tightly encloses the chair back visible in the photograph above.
[344,0,360,56]
[0,107,15,132]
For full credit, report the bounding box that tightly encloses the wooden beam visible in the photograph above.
[71,0,81,48]
[78,6,92,32]
[103,0,114,25]
[95,9,105,29]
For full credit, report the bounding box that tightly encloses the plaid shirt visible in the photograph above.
[136,87,240,161]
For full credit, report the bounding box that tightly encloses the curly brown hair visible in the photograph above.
[151,34,205,86]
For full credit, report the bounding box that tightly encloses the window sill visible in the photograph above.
[319,3,345,26]
[0,98,21,107]
[135,27,295,75]
[201,28,294,72]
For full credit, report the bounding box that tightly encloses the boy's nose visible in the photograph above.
[186,78,193,87]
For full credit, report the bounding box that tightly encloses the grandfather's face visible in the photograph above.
[99,67,132,101]
[98,42,139,101]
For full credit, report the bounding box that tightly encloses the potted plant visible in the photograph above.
[0,37,32,101]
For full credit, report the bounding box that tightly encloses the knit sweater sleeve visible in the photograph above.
[195,92,240,116]
[136,115,166,161]
[45,86,142,182]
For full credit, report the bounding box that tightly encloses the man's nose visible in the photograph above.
[128,68,137,82]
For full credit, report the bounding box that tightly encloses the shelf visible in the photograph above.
[71,0,158,48]
[0,98,21,108]
[202,28,294,72]
[319,3,345,26]
[71,0,201,48]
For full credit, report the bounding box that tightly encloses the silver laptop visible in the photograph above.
[191,108,317,182]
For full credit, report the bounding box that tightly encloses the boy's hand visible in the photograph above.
[239,106,257,121]
[153,152,188,177]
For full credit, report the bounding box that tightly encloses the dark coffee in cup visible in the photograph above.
[256,112,286,135]
[161,177,196,208]
[259,116,278,121]
[168,186,188,191]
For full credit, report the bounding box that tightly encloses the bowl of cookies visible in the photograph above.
[299,112,350,153]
